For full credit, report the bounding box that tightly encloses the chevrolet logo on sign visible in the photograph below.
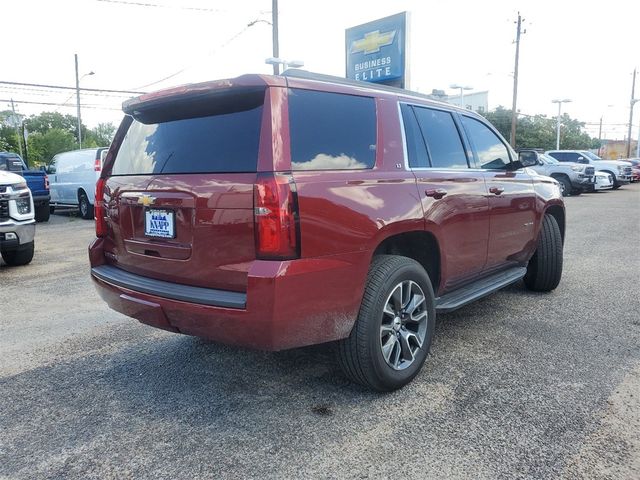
[137,194,156,207]
[350,30,396,55]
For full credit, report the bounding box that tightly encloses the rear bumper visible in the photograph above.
[89,238,369,351]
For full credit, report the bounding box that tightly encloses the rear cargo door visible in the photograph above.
[103,88,265,293]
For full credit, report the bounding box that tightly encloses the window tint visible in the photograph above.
[288,89,376,170]
[112,99,264,175]
[400,104,429,168]
[414,107,468,169]
[461,116,510,169]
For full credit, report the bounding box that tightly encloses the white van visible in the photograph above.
[49,148,108,219]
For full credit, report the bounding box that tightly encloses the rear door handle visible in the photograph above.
[425,188,448,199]
[489,186,505,195]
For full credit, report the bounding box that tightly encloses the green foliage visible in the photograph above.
[2,111,118,165]
[84,122,116,147]
[27,129,77,166]
[480,107,599,151]
[24,112,78,138]
[0,110,23,153]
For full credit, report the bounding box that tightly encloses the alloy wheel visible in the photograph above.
[380,280,428,370]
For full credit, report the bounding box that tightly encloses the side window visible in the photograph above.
[460,116,511,169]
[413,107,468,169]
[400,104,429,168]
[288,89,376,170]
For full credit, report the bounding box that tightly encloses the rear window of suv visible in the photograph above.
[111,91,264,175]
[288,89,376,170]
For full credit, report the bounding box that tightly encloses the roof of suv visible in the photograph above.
[123,69,478,120]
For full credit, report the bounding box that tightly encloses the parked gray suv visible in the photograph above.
[518,149,595,195]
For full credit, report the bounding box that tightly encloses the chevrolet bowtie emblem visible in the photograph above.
[350,30,396,54]
[137,194,156,207]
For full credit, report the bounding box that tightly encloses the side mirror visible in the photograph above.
[518,152,538,168]
[46,165,56,174]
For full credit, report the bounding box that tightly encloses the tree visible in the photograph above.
[480,107,598,151]
[24,112,78,138]
[27,129,77,166]
[86,122,116,147]
[0,110,23,153]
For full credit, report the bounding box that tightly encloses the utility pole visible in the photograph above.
[626,68,637,158]
[510,12,524,148]
[10,99,24,160]
[271,0,280,75]
[75,53,83,149]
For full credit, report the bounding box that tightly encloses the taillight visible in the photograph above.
[95,177,107,237]
[44,174,49,190]
[254,172,300,260]
[94,157,101,172]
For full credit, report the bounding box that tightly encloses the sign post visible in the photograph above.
[345,12,409,89]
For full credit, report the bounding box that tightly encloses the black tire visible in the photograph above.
[1,241,35,266]
[337,255,436,391]
[553,176,572,197]
[35,204,50,222]
[604,171,621,189]
[49,205,55,214]
[524,214,563,292]
[79,192,94,219]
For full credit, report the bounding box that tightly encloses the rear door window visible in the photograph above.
[400,104,429,168]
[413,107,469,169]
[112,92,264,175]
[288,89,376,170]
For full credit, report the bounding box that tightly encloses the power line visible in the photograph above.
[0,80,144,95]
[96,0,225,13]
[2,99,122,111]
[0,84,134,98]
[132,17,267,90]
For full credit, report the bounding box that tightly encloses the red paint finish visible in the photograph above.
[416,171,489,292]
[89,73,564,351]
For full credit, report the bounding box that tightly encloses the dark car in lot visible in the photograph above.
[89,71,565,391]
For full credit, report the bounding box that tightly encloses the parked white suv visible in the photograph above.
[545,150,633,189]
[0,170,35,266]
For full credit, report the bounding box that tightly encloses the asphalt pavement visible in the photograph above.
[1,186,639,479]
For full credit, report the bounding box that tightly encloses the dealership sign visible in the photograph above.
[345,12,408,88]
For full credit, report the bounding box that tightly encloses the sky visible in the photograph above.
[2,0,639,141]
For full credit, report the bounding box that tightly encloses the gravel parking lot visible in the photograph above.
[1,186,639,479]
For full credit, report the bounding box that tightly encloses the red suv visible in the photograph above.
[89,70,565,391]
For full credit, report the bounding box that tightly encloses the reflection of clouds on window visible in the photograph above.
[292,153,367,170]
[113,122,158,175]
[478,144,508,167]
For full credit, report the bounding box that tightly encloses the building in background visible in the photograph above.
[445,91,489,114]
[598,139,638,159]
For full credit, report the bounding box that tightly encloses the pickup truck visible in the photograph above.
[518,149,595,195]
[90,70,565,391]
[545,150,633,189]
[0,152,50,222]
[0,170,35,266]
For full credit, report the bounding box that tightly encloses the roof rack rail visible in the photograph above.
[282,69,447,104]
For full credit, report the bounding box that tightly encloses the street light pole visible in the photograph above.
[449,84,473,109]
[626,68,637,158]
[75,54,82,149]
[271,0,279,75]
[74,54,94,150]
[552,99,571,150]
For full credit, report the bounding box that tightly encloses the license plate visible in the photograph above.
[145,209,175,238]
